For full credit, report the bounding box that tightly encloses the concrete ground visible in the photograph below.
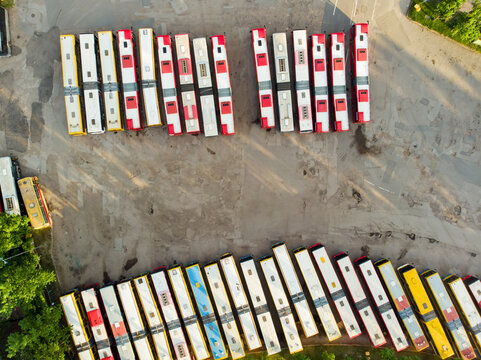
[1,0,481,314]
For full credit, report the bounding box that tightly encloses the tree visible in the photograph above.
[320,351,335,360]
[379,348,396,360]
[435,0,465,19]
[0,0,15,9]
[6,303,70,360]
[452,0,481,43]
[0,213,33,260]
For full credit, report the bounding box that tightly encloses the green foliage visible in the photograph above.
[452,0,481,42]
[0,0,15,9]
[320,351,335,360]
[435,0,465,19]
[379,348,396,360]
[6,303,70,360]
[0,214,33,261]
[293,354,312,360]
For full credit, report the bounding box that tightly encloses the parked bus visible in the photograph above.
[272,242,318,337]
[98,31,123,131]
[80,287,115,360]
[239,255,282,355]
[118,30,141,130]
[133,275,172,360]
[444,275,481,354]
[60,291,96,360]
[99,285,136,360]
[157,35,182,135]
[375,259,429,351]
[150,268,191,360]
[204,262,245,359]
[355,257,409,351]
[422,270,475,360]
[59,35,85,135]
[259,256,303,354]
[251,28,275,129]
[335,253,385,347]
[116,281,155,360]
[79,33,104,134]
[311,34,330,133]
[211,35,235,135]
[293,247,341,342]
[18,176,52,229]
[329,32,349,132]
[185,263,227,360]
[310,244,361,339]
[192,37,218,137]
[219,253,261,350]
[350,23,370,124]
[272,32,294,132]
[0,157,20,215]
[398,264,454,359]
[293,30,313,133]
[168,265,210,360]
[175,34,200,134]
[464,276,481,309]
[139,28,162,127]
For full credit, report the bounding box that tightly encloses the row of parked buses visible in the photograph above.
[61,241,481,360]
[59,30,235,137]
[0,156,52,229]
[252,23,370,133]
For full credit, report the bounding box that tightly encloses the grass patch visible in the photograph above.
[408,0,481,53]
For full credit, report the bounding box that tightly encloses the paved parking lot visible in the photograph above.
[0,0,480,298]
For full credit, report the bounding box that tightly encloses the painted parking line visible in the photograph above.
[332,0,339,15]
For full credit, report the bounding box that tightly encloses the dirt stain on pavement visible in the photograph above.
[124,258,138,271]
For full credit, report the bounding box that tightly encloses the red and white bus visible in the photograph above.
[293,30,313,133]
[329,32,349,132]
[175,34,200,134]
[212,35,235,135]
[464,276,481,310]
[157,35,182,135]
[351,23,370,124]
[335,253,385,347]
[252,28,275,129]
[118,30,142,130]
[311,34,330,133]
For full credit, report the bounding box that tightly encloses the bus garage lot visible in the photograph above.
[0,0,480,299]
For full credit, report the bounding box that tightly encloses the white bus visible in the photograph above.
[192,37,218,137]
[133,275,172,360]
[219,253,261,350]
[60,291,96,360]
[0,156,20,215]
[251,28,275,129]
[445,275,481,355]
[98,31,123,132]
[310,244,361,339]
[118,30,141,131]
[272,32,294,132]
[139,28,162,127]
[293,30,313,133]
[150,269,191,360]
[168,265,210,360]
[272,242,318,337]
[464,276,481,310]
[80,288,115,360]
[99,285,136,360]
[116,281,155,360]
[351,23,371,124]
[293,247,341,341]
[204,262,246,359]
[375,259,429,352]
[239,256,281,355]
[79,33,104,134]
[259,256,303,354]
[211,35,235,135]
[330,32,349,132]
[157,35,182,135]
[59,35,85,135]
[311,34,330,133]
[334,253,385,347]
[355,257,409,351]
[175,34,200,134]
[422,270,475,360]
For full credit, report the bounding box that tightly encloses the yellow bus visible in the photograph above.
[60,291,96,360]
[398,264,454,359]
[17,177,52,230]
